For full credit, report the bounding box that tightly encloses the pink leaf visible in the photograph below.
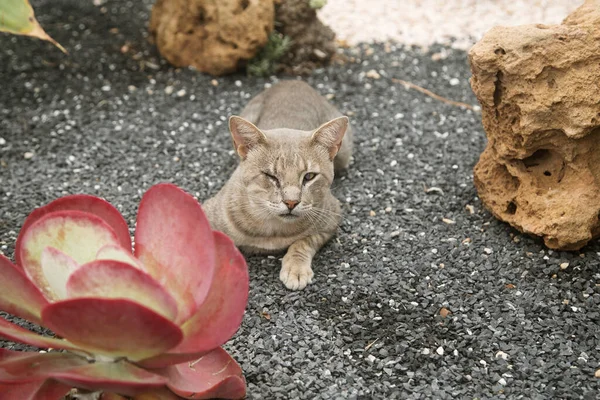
[42,298,183,361]
[134,183,216,322]
[19,211,122,300]
[0,349,88,383]
[0,254,48,324]
[101,394,130,400]
[132,388,183,399]
[104,390,185,400]
[16,194,132,266]
[179,232,248,351]
[66,260,179,321]
[96,244,145,270]
[40,247,79,300]
[51,361,167,397]
[0,349,168,397]
[0,317,86,353]
[140,232,248,368]
[0,379,71,400]
[164,348,246,400]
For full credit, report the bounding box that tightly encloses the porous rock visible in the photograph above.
[149,0,275,76]
[469,0,600,250]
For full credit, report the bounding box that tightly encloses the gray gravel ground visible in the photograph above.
[1,1,600,399]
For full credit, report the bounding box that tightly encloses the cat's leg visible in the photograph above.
[280,231,333,290]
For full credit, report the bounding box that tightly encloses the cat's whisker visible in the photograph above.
[309,207,343,218]
[305,208,339,227]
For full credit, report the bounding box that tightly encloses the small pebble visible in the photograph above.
[24,152,34,159]
[484,248,493,254]
[436,346,444,355]
[164,86,174,95]
[560,262,569,270]
[366,69,381,79]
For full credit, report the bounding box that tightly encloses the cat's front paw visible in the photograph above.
[280,257,314,291]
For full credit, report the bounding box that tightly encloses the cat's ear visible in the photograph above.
[229,116,268,159]
[310,116,349,160]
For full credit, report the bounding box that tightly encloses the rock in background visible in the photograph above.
[149,0,274,76]
[469,0,600,250]
[275,0,336,75]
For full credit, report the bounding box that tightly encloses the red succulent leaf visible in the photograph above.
[19,211,122,300]
[0,379,71,400]
[42,298,183,361]
[133,352,209,371]
[96,244,145,270]
[134,183,217,323]
[0,349,88,383]
[66,260,179,321]
[164,348,246,400]
[51,360,167,397]
[0,318,86,353]
[102,392,183,400]
[39,247,79,300]
[179,232,249,351]
[132,388,183,399]
[140,232,249,369]
[101,394,129,400]
[15,194,132,267]
[0,254,48,325]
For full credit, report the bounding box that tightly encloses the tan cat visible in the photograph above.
[204,80,353,290]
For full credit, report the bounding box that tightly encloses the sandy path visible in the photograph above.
[319,0,580,49]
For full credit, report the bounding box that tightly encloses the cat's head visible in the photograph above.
[228,115,348,222]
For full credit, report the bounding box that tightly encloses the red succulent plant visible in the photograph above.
[0,183,249,399]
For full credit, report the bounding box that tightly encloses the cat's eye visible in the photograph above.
[303,172,317,183]
[263,172,279,184]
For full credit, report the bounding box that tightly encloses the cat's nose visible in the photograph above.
[283,200,299,210]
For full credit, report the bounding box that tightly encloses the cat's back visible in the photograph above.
[241,80,342,131]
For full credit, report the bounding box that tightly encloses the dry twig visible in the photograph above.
[392,78,476,110]
[365,338,380,351]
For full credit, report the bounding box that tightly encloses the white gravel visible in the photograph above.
[319,0,580,49]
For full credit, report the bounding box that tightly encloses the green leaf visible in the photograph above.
[309,0,327,10]
[247,32,292,77]
[0,0,66,53]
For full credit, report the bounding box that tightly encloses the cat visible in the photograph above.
[203,80,353,290]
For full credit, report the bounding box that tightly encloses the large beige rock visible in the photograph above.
[469,0,600,250]
[149,0,275,76]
